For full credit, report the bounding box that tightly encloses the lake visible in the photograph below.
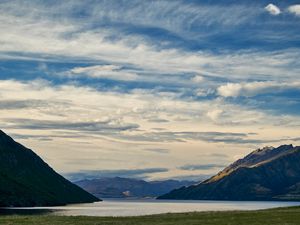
[1,199,300,217]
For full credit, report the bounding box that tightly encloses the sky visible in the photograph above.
[0,0,300,181]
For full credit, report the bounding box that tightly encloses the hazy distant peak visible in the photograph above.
[75,177,195,198]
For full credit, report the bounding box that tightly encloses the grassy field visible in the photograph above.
[1,207,300,225]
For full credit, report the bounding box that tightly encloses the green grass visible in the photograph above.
[1,207,300,225]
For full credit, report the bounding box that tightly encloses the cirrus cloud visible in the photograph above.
[67,65,138,81]
[0,0,300,180]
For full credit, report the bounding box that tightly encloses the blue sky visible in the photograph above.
[0,0,300,180]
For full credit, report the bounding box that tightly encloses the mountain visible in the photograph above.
[158,144,300,201]
[75,177,195,198]
[0,130,99,207]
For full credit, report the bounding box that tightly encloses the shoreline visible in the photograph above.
[1,206,300,225]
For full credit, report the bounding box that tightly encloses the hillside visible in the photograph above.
[158,145,300,201]
[0,130,99,207]
[75,177,194,198]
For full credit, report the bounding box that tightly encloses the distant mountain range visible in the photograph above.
[0,130,99,207]
[159,145,300,201]
[75,177,195,198]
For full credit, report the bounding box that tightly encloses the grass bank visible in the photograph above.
[1,206,300,225]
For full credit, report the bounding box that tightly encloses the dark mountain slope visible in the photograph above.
[158,145,300,201]
[75,177,194,198]
[205,144,294,184]
[0,130,99,207]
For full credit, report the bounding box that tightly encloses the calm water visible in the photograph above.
[1,199,300,217]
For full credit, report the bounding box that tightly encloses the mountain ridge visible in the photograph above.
[75,177,195,198]
[0,130,100,207]
[204,144,294,184]
[158,144,300,201]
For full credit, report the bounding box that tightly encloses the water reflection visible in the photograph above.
[1,199,300,217]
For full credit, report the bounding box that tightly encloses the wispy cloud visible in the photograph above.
[179,163,226,171]
[64,168,169,182]
[0,0,299,180]
[66,65,138,81]
[143,148,170,154]
[112,131,265,145]
[3,118,139,133]
[0,0,299,80]
[0,99,64,110]
[217,81,300,98]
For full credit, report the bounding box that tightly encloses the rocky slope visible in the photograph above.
[158,145,300,201]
